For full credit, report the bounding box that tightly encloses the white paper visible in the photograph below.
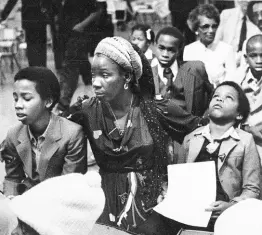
[154,161,216,227]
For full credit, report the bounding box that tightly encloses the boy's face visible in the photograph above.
[155,34,180,68]
[209,85,240,124]
[13,79,50,126]
[245,41,262,75]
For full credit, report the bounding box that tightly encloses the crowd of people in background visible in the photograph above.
[0,0,262,234]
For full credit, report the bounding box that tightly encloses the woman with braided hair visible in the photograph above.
[68,36,204,235]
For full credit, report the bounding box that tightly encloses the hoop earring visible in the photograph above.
[124,83,128,90]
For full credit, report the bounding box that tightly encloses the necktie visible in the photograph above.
[238,16,247,52]
[163,67,174,92]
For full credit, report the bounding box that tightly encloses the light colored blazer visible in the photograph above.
[0,114,87,196]
[178,126,261,201]
[215,7,261,53]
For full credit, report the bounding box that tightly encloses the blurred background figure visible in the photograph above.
[89,0,114,56]
[0,0,50,67]
[56,0,101,112]
[215,0,261,66]
[130,24,155,63]
[168,0,198,45]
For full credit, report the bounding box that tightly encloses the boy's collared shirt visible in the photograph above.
[241,68,262,127]
[151,57,178,85]
[28,113,53,170]
[241,69,262,107]
[200,124,238,154]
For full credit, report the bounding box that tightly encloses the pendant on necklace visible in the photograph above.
[118,129,124,136]
[113,146,123,152]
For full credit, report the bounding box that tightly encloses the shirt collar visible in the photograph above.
[244,69,262,91]
[157,60,178,82]
[196,124,240,142]
[28,113,54,142]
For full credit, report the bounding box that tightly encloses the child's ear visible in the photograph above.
[45,98,53,109]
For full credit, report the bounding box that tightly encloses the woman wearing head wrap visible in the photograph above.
[67,36,203,235]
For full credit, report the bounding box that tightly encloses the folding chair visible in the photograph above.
[0,27,21,84]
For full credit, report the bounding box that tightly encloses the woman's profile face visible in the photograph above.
[197,15,218,46]
[92,54,126,103]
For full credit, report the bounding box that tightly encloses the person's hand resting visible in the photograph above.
[205,201,233,218]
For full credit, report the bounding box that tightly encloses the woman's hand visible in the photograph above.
[205,201,233,216]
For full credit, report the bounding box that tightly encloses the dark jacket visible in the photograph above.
[1,0,48,29]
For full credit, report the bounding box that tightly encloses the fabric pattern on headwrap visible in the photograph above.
[94,36,143,82]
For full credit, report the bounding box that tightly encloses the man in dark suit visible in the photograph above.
[152,26,213,117]
[0,0,49,66]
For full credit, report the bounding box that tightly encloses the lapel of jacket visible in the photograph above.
[151,64,160,95]
[182,65,194,112]
[218,136,239,172]
[38,115,62,181]
[16,126,33,179]
[187,133,205,163]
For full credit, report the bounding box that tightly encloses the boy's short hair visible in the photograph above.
[131,24,155,43]
[246,34,262,54]
[215,81,250,125]
[155,26,185,49]
[14,67,60,110]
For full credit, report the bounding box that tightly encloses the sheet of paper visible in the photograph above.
[154,161,216,227]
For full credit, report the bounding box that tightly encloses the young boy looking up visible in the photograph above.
[0,67,87,196]
[177,81,261,232]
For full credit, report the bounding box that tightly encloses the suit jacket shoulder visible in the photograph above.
[56,115,83,135]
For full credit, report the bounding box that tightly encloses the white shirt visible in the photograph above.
[201,125,238,154]
[183,40,236,87]
[151,57,178,85]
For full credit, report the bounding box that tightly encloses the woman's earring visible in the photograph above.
[124,83,128,90]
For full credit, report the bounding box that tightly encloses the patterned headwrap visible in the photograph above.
[94,36,143,82]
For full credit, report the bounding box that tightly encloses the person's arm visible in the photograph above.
[155,98,207,143]
[72,1,102,33]
[0,134,26,196]
[0,0,18,22]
